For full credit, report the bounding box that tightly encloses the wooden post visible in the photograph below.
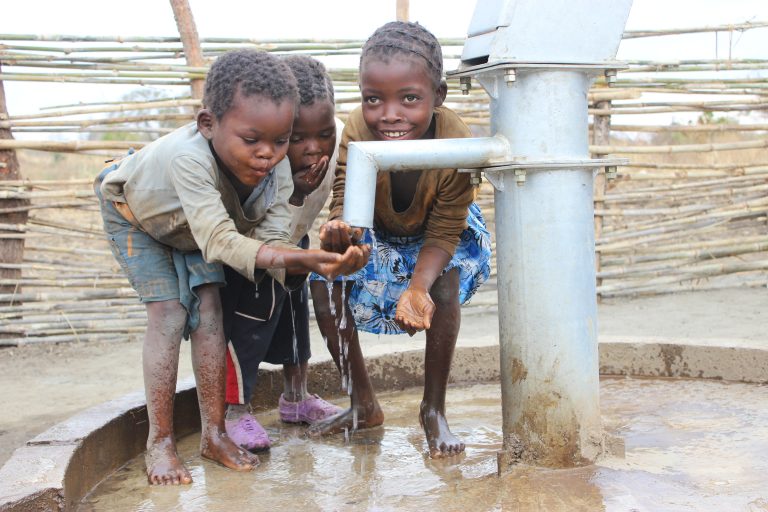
[169,0,205,101]
[0,63,29,311]
[396,0,409,21]
[591,100,611,301]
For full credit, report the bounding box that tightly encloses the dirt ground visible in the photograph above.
[0,287,766,468]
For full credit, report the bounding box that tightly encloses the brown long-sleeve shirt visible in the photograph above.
[329,106,474,257]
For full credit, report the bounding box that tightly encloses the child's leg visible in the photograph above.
[271,281,343,423]
[307,280,384,435]
[143,299,193,485]
[191,284,258,470]
[422,268,464,458]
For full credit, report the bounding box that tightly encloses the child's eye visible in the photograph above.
[319,131,334,139]
[290,135,303,143]
[365,96,381,105]
[276,138,289,146]
[404,94,420,103]
[242,137,257,144]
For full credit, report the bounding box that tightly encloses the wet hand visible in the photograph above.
[289,156,330,206]
[316,243,371,280]
[319,219,364,253]
[395,288,435,336]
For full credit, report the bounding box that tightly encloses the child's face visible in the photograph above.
[359,56,446,142]
[199,89,294,188]
[287,99,336,178]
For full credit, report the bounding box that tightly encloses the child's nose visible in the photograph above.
[254,143,275,160]
[382,102,402,122]
[305,139,322,155]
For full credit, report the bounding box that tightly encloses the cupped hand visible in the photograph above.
[290,156,330,206]
[316,243,371,280]
[319,219,364,253]
[394,287,435,336]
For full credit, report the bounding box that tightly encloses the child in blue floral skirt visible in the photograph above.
[309,21,491,459]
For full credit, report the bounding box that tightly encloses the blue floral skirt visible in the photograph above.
[311,203,491,335]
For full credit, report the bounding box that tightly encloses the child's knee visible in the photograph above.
[431,269,460,306]
[146,300,187,333]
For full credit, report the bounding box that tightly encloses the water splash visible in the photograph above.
[287,291,298,365]
[326,279,336,316]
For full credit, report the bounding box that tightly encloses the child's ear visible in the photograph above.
[433,79,448,107]
[197,108,215,139]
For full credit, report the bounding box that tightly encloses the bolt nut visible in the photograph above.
[605,165,618,180]
[504,69,516,85]
[460,76,472,95]
[605,70,617,87]
[514,169,526,185]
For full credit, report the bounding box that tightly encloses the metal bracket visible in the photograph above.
[460,157,628,190]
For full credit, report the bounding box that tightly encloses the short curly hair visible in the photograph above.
[360,21,443,87]
[203,49,299,119]
[283,55,335,106]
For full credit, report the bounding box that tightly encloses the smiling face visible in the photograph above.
[287,99,336,176]
[359,56,446,142]
[198,88,295,189]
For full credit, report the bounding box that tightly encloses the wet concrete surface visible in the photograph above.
[79,378,768,512]
[1,288,765,468]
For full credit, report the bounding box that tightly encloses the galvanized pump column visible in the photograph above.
[342,0,632,471]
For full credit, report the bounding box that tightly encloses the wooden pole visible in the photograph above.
[396,0,409,21]
[0,63,29,312]
[169,0,205,100]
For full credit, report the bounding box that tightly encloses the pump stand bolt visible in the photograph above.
[605,70,617,87]
[504,69,516,85]
[460,76,472,95]
[514,169,526,185]
[605,165,618,180]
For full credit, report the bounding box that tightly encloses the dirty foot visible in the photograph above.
[200,430,259,471]
[145,437,193,485]
[419,402,465,458]
[307,404,384,437]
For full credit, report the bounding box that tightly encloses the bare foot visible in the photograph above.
[307,404,384,437]
[145,437,193,485]
[419,402,465,458]
[200,430,259,471]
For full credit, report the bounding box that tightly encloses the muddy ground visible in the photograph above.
[0,287,766,467]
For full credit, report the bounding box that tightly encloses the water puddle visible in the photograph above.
[79,377,768,511]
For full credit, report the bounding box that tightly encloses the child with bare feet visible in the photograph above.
[221,55,346,451]
[309,22,491,458]
[94,49,369,484]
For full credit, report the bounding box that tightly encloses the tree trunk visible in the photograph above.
[0,63,29,310]
[169,0,205,101]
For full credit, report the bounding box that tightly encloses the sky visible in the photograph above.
[3,0,768,120]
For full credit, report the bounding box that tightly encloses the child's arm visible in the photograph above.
[255,243,370,280]
[394,246,452,336]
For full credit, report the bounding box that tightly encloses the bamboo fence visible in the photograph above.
[0,20,767,345]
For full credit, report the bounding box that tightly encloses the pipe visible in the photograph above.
[342,136,510,229]
[483,69,603,467]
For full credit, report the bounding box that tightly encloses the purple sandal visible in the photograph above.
[225,412,270,452]
[279,394,343,424]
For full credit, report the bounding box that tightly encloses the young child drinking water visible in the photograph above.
[309,22,491,458]
[94,49,369,485]
[221,55,345,452]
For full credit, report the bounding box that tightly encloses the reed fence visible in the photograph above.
[0,20,766,345]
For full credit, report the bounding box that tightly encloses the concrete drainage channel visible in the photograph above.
[1,337,766,511]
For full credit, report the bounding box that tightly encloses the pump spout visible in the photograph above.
[342,136,510,229]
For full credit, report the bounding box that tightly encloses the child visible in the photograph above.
[309,22,491,459]
[221,55,346,452]
[94,49,369,485]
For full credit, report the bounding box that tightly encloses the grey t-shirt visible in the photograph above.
[100,122,295,284]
